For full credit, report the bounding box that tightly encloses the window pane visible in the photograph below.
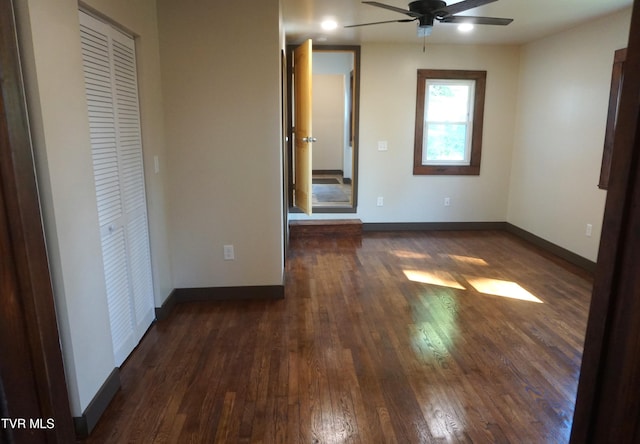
[424,123,467,163]
[426,84,470,122]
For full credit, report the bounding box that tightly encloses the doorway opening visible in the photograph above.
[287,45,360,214]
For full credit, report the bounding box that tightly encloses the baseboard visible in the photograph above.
[363,221,508,232]
[73,368,120,438]
[312,169,343,175]
[505,223,596,273]
[155,289,177,321]
[174,285,285,302]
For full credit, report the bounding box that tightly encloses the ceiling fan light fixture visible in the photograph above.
[458,23,474,32]
[417,25,433,37]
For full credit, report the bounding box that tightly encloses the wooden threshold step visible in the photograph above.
[289,219,362,239]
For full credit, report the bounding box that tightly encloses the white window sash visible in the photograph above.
[422,79,475,166]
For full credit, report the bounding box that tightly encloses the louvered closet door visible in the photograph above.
[80,11,155,366]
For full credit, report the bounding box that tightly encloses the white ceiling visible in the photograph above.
[282,0,632,45]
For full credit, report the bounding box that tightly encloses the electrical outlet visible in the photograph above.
[223,244,235,260]
[377,196,384,206]
[586,224,593,237]
[377,140,388,151]
[444,197,451,207]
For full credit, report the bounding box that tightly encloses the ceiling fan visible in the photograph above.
[345,0,513,37]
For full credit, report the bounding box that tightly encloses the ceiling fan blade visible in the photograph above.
[345,18,417,28]
[435,0,498,17]
[439,15,513,25]
[362,1,423,18]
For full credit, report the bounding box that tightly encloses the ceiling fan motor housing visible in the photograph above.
[409,0,447,26]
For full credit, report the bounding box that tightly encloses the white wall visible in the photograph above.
[15,0,171,416]
[313,51,354,179]
[292,43,520,223]
[157,0,284,288]
[507,8,632,261]
[313,74,345,171]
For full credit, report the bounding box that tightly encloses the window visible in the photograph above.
[414,70,486,175]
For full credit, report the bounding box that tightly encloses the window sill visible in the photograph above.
[413,164,480,175]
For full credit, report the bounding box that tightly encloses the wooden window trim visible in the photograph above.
[599,47,627,190]
[413,69,486,175]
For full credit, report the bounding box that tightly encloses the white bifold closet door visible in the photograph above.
[79,11,155,366]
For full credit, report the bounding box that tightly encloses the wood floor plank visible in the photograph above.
[81,230,591,443]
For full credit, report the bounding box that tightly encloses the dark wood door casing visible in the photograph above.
[571,1,640,442]
[0,0,74,442]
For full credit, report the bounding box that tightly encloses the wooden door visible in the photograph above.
[293,39,313,215]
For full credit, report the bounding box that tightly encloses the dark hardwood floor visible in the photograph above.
[82,230,592,443]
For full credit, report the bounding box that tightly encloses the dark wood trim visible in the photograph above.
[290,219,362,238]
[363,221,507,232]
[599,47,627,190]
[174,286,285,302]
[290,206,357,214]
[571,1,640,441]
[281,48,290,266]
[286,44,360,213]
[0,0,75,442]
[286,45,294,212]
[73,369,121,438]
[413,69,486,176]
[154,289,177,321]
[312,169,343,176]
[155,285,283,321]
[504,223,597,273]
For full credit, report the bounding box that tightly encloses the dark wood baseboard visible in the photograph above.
[155,289,177,321]
[504,223,596,273]
[290,219,363,238]
[73,368,121,438]
[174,285,284,302]
[156,286,283,321]
[312,169,343,176]
[363,221,507,232]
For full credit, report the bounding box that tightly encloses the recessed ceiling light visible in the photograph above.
[321,20,338,31]
[458,23,474,32]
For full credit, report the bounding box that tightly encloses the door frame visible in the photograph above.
[570,1,640,440]
[286,44,361,214]
[0,0,74,441]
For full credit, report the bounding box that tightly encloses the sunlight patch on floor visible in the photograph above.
[447,254,489,266]
[403,270,466,290]
[392,250,431,259]
[466,277,543,303]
